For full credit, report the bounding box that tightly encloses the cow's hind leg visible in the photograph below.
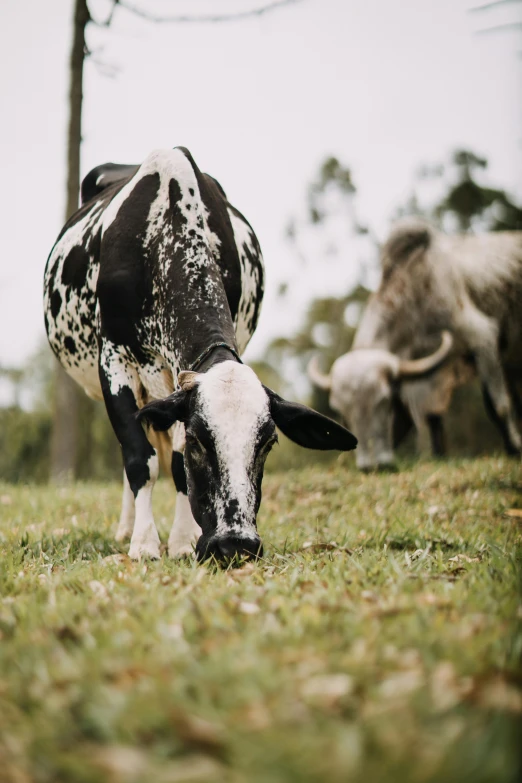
[168,424,202,558]
[99,347,161,559]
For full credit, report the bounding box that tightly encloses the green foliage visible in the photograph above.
[0,407,51,483]
[0,343,121,484]
[402,147,522,232]
[307,156,357,224]
[0,458,520,782]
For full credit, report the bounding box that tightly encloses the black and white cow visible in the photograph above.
[44,147,357,561]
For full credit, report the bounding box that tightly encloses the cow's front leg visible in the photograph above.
[115,471,135,542]
[426,414,446,457]
[475,350,521,456]
[462,311,521,456]
[99,349,161,560]
[168,424,202,558]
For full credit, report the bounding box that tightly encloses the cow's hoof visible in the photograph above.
[168,541,197,559]
[128,540,161,561]
[115,527,133,543]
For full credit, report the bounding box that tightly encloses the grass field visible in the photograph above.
[0,457,521,783]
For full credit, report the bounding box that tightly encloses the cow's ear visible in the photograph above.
[265,388,357,451]
[136,390,189,431]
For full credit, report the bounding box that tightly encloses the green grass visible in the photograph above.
[0,457,521,783]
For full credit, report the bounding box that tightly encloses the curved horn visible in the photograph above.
[398,331,453,378]
[307,354,332,391]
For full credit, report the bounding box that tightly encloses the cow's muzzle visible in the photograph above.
[195,533,263,564]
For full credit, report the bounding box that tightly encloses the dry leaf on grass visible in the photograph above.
[169,710,226,757]
[471,675,522,714]
[94,745,148,781]
[448,554,480,564]
[430,661,472,711]
[378,668,423,699]
[238,601,260,615]
[101,554,130,566]
[240,701,272,731]
[94,747,223,783]
[417,593,452,609]
[505,508,522,519]
[301,673,354,708]
[300,541,353,555]
[156,756,224,783]
[88,580,110,601]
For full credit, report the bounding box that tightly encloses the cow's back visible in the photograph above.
[44,148,264,400]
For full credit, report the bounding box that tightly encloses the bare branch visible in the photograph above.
[476,21,522,32]
[90,0,120,27]
[470,0,521,12]
[115,0,303,25]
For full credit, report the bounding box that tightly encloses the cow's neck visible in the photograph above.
[159,252,239,373]
[195,345,241,373]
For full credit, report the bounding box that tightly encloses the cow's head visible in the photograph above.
[137,361,356,561]
[308,332,453,471]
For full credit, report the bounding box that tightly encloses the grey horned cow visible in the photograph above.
[309,218,522,470]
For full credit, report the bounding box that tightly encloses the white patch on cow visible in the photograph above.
[168,493,202,558]
[116,470,135,541]
[43,200,106,397]
[228,209,263,353]
[138,360,174,401]
[99,339,141,398]
[196,361,270,538]
[128,453,161,560]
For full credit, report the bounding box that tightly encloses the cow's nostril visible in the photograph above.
[196,534,263,564]
[218,536,263,562]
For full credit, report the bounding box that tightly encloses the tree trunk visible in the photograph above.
[50,0,90,484]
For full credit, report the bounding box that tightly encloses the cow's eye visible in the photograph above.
[256,433,278,459]
[186,433,206,452]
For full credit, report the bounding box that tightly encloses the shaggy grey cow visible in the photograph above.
[309,219,522,470]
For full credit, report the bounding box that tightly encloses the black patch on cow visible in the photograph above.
[50,290,62,318]
[64,336,77,354]
[62,245,90,294]
[100,371,157,495]
[171,451,188,494]
[97,173,160,353]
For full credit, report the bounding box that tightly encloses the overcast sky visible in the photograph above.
[1,0,521,371]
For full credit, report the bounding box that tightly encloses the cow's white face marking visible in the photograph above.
[192,361,271,539]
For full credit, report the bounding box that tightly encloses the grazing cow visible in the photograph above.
[309,218,522,470]
[44,147,357,561]
[308,333,459,470]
